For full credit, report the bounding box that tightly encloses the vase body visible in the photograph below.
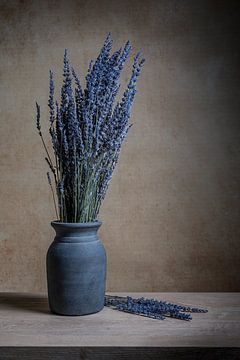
[47,221,106,316]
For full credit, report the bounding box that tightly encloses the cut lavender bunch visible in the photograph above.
[35,34,145,222]
[104,295,208,321]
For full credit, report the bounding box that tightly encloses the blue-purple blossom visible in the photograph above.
[36,102,41,133]
[48,70,55,125]
[36,34,145,222]
[104,295,208,321]
[47,172,52,185]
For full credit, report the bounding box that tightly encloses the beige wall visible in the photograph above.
[0,0,239,293]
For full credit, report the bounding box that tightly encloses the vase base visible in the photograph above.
[49,304,104,316]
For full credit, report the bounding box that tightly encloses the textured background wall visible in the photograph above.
[0,0,239,293]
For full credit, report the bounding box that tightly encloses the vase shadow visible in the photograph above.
[0,292,50,314]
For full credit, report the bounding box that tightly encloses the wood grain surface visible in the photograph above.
[0,292,239,359]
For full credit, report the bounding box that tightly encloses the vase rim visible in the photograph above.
[51,220,102,228]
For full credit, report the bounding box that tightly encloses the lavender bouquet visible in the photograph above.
[36,34,145,222]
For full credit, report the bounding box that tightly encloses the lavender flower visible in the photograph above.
[48,70,55,125]
[47,172,52,185]
[104,295,208,321]
[35,34,145,222]
[36,102,41,133]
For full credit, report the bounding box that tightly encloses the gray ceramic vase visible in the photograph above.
[47,220,106,316]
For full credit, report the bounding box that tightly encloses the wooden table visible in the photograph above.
[0,292,239,359]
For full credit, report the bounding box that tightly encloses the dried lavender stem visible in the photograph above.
[50,184,58,219]
[47,173,58,219]
[39,134,55,178]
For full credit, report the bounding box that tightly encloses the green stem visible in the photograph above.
[49,182,58,219]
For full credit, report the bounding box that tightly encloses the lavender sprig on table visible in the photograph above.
[36,33,145,222]
[104,295,208,321]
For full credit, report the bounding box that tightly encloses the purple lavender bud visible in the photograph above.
[58,179,64,194]
[47,172,51,185]
[36,102,41,133]
[48,70,55,125]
